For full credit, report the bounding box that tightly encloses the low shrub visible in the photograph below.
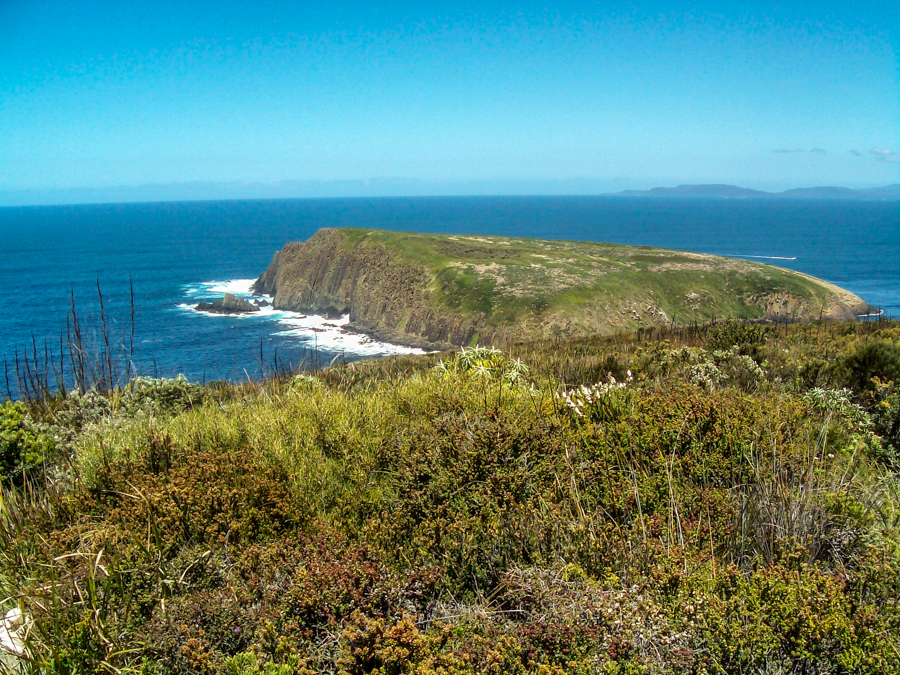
[0,401,56,483]
[124,375,205,414]
[843,340,900,393]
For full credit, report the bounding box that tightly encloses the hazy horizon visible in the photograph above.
[3,177,900,208]
[2,0,898,204]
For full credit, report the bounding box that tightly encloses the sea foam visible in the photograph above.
[742,255,798,261]
[272,313,425,356]
[180,279,425,356]
[183,278,258,298]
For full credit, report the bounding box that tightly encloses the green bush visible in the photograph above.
[696,562,900,673]
[225,652,307,675]
[843,341,900,392]
[0,401,55,483]
[125,375,204,414]
[704,320,770,352]
[866,378,900,468]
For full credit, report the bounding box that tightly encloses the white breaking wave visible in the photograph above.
[178,279,425,356]
[742,255,798,261]
[183,278,258,297]
[273,313,425,356]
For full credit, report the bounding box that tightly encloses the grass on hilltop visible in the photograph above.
[330,228,856,330]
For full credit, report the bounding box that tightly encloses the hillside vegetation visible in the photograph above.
[2,320,900,673]
[254,228,868,348]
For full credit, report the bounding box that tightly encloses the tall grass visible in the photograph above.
[4,281,137,407]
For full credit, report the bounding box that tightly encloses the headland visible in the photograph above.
[254,228,869,349]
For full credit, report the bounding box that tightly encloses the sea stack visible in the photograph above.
[195,292,260,315]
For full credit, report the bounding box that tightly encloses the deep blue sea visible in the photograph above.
[1,196,898,388]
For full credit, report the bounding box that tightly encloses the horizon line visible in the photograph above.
[2,179,899,208]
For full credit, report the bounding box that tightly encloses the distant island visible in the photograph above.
[616,183,900,200]
[253,228,869,349]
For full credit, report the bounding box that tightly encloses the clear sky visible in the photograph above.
[1,0,898,201]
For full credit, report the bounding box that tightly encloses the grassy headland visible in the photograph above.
[2,320,900,673]
[254,228,868,348]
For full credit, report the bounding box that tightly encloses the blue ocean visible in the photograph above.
[1,196,898,386]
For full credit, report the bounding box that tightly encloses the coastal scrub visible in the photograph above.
[1,320,899,673]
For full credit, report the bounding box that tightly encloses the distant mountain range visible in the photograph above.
[617,184,900,200]
[2,181,898,207]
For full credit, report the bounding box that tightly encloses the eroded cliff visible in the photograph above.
[253,229,486,347]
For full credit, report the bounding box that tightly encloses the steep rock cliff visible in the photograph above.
[253,229,486,347]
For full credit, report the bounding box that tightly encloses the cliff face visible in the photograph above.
[255,228,871,349]
[253,229,487,347]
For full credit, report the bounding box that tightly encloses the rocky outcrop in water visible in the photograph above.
[196,293,260,315]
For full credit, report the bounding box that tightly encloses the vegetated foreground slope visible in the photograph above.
[3,320,900,674]
[254,227,869,348]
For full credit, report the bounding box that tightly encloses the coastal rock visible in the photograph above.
[196,293,260,315]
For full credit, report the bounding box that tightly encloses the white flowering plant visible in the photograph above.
[435,346,531,386]
[561,371,635,423]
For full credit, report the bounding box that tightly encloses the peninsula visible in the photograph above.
[254,228,868,349]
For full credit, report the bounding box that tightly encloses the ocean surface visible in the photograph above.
[1,196,898,389]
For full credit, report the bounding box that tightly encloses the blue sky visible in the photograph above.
[1,0,897,201]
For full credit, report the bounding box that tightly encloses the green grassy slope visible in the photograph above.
[258,228,868,347]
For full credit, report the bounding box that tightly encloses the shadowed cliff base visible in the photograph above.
[254,227,871,349]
